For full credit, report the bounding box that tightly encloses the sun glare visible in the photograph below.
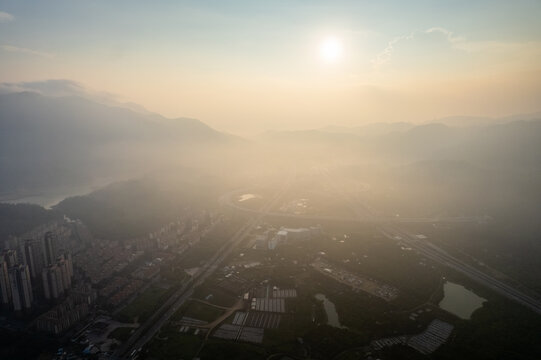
[319,36,343,63]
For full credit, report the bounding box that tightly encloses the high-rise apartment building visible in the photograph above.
[8,265,33,311]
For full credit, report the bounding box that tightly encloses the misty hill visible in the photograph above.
[0,91,229,144]
[0,92,237,196]
[54,169,229,240]
[319,122,414,137]
[427,112,541,127]
[0,203,62,241]
[260,118,541,228]
[439,120,541,171]
[260,119,541,170]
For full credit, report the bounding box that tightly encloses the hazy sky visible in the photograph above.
[1,1,540,134]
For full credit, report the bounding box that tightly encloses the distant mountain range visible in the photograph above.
[314,112,541,136]
[260,117,541,171]
[426,112,541,127]
[318,122,414,137]
[2,87,540,206]
[0,91,237,196]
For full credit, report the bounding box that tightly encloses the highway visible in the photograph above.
[117,173,540,358]
[221,179,541,317]
[114,175,294,359]
[326,171,541,316]
[380,224,541,315]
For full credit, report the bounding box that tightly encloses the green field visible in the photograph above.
[173,300,225,323]
[108,327,135,342]
[198,340,267,360]
[115,284,175,323]
[143,331,203,360]
[193,286,238,307]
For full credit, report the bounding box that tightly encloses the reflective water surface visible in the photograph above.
[315,293,347,328]
[438,281,486,319]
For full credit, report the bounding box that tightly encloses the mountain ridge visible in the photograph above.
[0,91,241,195]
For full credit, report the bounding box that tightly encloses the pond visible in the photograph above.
[315,293,347,329]
[438,281,486,319]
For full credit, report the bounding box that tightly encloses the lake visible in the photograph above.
[438,281,486,319]
[315,293,347,329]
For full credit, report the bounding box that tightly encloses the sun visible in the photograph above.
[319,36,343,62]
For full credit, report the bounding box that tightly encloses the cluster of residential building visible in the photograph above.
[106,279,144,308]
[254,225,322,251]
[97,275,144,308]
[0,221,76,313]
[279,198,309,215]
[150,211,220,252]
[42,252,74,300]
[75,216,213,311]
[0,209,221,342]
[133,261,160,280]
[0,258,33,312]
[95,259,167,308]
[150,219,188,251]
[0,219,102,337]
[35,283,97,335]
[73,242,144,285]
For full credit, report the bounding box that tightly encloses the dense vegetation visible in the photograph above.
[55,176,225,240]
[0,203,60,241]
[116,284,176,324]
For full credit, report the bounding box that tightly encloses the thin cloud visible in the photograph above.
[371,32,415,69]
[371,27,464,69]
[0,11,14,22]
[1,44,54,58]
[425,27,464,44]
[371,27,540,70]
